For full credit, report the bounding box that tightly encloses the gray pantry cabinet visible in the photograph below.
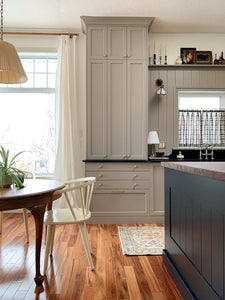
[81,17,164,223]
[81,17,153,160]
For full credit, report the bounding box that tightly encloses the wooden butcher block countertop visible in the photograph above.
[161,161,225,182]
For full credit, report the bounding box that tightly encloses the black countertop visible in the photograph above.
[83,149,225,163]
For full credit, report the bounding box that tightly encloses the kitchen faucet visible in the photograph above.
[199,144,214,160]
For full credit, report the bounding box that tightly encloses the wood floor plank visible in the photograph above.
[124,266,142,300]
[0,214,183,300]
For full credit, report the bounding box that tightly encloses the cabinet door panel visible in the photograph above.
[91,192,148,215]
[87,60,107,158]
[108,60,126,159]
[88,26,107,59]
[127,60,148,159]
[151,165,165,215]
[127,27,147,59]
[108,27,126,59]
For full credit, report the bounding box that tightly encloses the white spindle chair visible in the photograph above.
[0,171,35,243]
[43,177,96,275]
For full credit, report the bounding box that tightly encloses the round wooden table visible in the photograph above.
[0,179,64,288]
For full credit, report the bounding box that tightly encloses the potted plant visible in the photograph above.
[0,146,26,188]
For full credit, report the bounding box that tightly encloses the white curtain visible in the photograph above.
[54,35,84,207]
[179,110,225,147]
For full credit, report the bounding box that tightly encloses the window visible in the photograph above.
[0,53,57,176]
[178,91,225,148]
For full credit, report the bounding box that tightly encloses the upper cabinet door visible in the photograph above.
[127,27,147,60]
[88,26,107,59]
[108,27,126,59]
[126,60,148,160]
[87,60,107,159]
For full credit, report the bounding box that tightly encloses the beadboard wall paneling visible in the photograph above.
[149,67,225,155]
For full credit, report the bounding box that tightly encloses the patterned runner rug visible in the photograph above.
[118,226,164,255]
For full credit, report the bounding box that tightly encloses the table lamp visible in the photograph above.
[148,131,160,158]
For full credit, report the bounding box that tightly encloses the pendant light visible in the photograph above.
[0,0,27,84]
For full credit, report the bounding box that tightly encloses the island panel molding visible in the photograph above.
[163,162,225,299]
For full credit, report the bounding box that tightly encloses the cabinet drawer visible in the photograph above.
[94,180,149,190]
[85,162,150,172]
[86,171,150,181]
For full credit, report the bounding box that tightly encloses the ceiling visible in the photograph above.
[4,0,225,33]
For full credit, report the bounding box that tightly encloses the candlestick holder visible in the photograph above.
[153,54,156,65]
[160,56,162,65]
[164,56,167,65]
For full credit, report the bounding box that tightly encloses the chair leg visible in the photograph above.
[43,225,54,275]
[83,223,92,253]
[49,225,55,254]
[78,223,94,270]
[22,208,29,243]
[0,212,2,234]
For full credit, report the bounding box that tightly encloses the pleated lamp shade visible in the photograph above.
[0,40,28,84]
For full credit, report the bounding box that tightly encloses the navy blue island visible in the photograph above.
[162,161,225,300]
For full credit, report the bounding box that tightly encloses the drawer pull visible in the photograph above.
[98,183,103,187]
[98,174,103,178]
[133,183,137,188]
[133,174,137,179]
[133,165,137,169]
[98,165,102,169]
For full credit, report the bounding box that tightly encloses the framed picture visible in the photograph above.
[195,51,212,64]
[180,48,196,64]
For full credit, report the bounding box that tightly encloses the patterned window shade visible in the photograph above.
[179,110,225,147]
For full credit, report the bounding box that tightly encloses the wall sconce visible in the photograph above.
[155,78,167,95]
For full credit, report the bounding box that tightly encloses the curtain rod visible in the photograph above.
[3,31,79,38]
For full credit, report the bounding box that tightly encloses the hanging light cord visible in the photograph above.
[0,0,3,40]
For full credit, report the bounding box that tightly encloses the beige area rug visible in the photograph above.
[118,226,164,255]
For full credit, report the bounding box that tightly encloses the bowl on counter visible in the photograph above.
[156,152,165,157]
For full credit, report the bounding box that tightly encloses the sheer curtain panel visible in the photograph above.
[54,36,84,207]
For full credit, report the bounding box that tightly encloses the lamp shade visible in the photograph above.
[148,131,160,144]
[157,86,167,95]
[0,40,28,84]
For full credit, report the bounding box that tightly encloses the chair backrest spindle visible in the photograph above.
[55,177,96,221]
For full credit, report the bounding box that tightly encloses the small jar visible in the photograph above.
[177,151,184,159]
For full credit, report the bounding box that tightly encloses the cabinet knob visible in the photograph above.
[133,183,137,188]
[98,183,102,187]
[103,54,108,57]
[104,155,108,158]
[133,165,137,169]
[98,165,102,169]
[98,174,103,178]
[133,174,137,179]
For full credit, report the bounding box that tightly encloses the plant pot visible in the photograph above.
[2,175,12,188]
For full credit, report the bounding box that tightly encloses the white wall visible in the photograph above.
[148,33,225,65]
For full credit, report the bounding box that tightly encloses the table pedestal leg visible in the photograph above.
[28,203,46,287]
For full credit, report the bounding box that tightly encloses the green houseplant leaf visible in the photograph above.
[0,146,25,188]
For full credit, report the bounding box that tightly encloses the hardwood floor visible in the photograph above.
[0,213,183,300]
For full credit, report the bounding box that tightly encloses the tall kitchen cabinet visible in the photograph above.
[81,17,154,160]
